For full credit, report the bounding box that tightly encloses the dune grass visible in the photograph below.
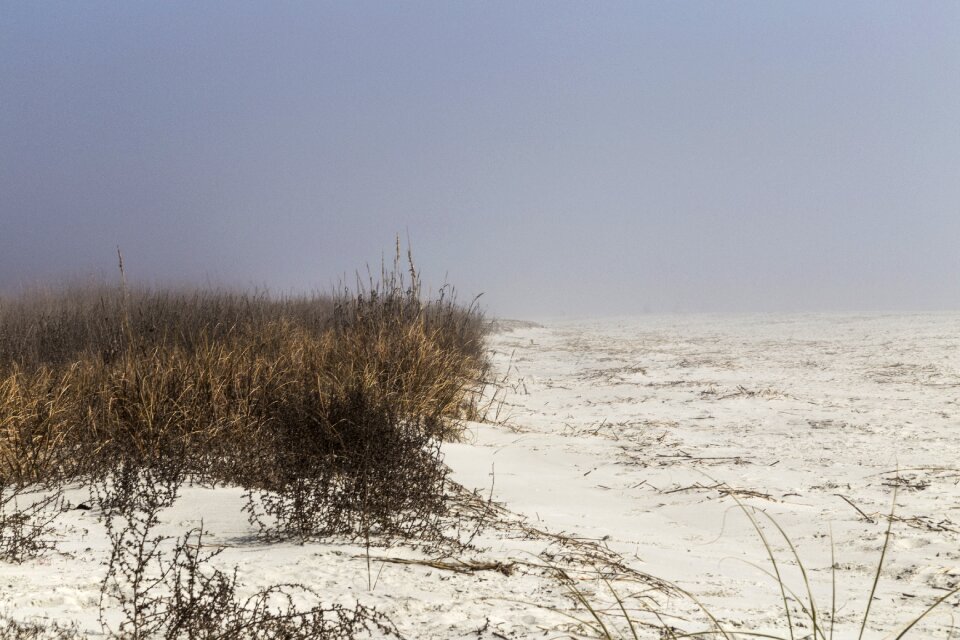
[0,247,495,638]
[0,249,490,539]
[544,482,960,640]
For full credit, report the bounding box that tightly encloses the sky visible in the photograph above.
[2,2,958,318]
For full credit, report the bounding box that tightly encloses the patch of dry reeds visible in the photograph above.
[0,248,489,542]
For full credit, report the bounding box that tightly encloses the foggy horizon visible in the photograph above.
[3,2,959,319]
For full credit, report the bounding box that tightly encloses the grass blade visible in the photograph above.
[892,586,960,639]
[858,484,898,640]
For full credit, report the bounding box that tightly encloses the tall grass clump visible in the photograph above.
[0,247,490,542]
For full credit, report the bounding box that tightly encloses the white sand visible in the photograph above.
[3,314,959,638]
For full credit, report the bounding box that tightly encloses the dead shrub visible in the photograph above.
[243,407,449,542]
[93,462,398,640]
[0,477,65,563]
[163,529,399,639]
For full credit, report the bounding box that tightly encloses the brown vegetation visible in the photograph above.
[0,249,490,637]
[0,250,489,536]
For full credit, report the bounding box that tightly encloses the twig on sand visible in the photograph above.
[654,450,754,466]
[354,555,516,576]
[664,482,722,495]
[886,514,959,534]
[835,494,876,524]
[664,482,776,501]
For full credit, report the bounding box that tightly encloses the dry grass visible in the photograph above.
[0,249,489,541]
[538,482,960,640]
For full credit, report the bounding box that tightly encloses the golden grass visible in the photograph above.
[0,252,489,491]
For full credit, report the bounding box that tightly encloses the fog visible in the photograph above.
[2,2,958,319]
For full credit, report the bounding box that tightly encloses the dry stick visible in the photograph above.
[887,513,959,534]
[354,555,516,575]
[458,464,497,549]
[835,494,876,524]
[116,246,133,352]
[664,482,722,495]
[867,466,960,478]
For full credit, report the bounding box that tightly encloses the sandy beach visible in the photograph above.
[4,314,959,638]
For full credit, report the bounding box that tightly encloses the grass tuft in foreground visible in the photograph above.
[543,482,960,640]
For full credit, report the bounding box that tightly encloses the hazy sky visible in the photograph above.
[2,2,958,318]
